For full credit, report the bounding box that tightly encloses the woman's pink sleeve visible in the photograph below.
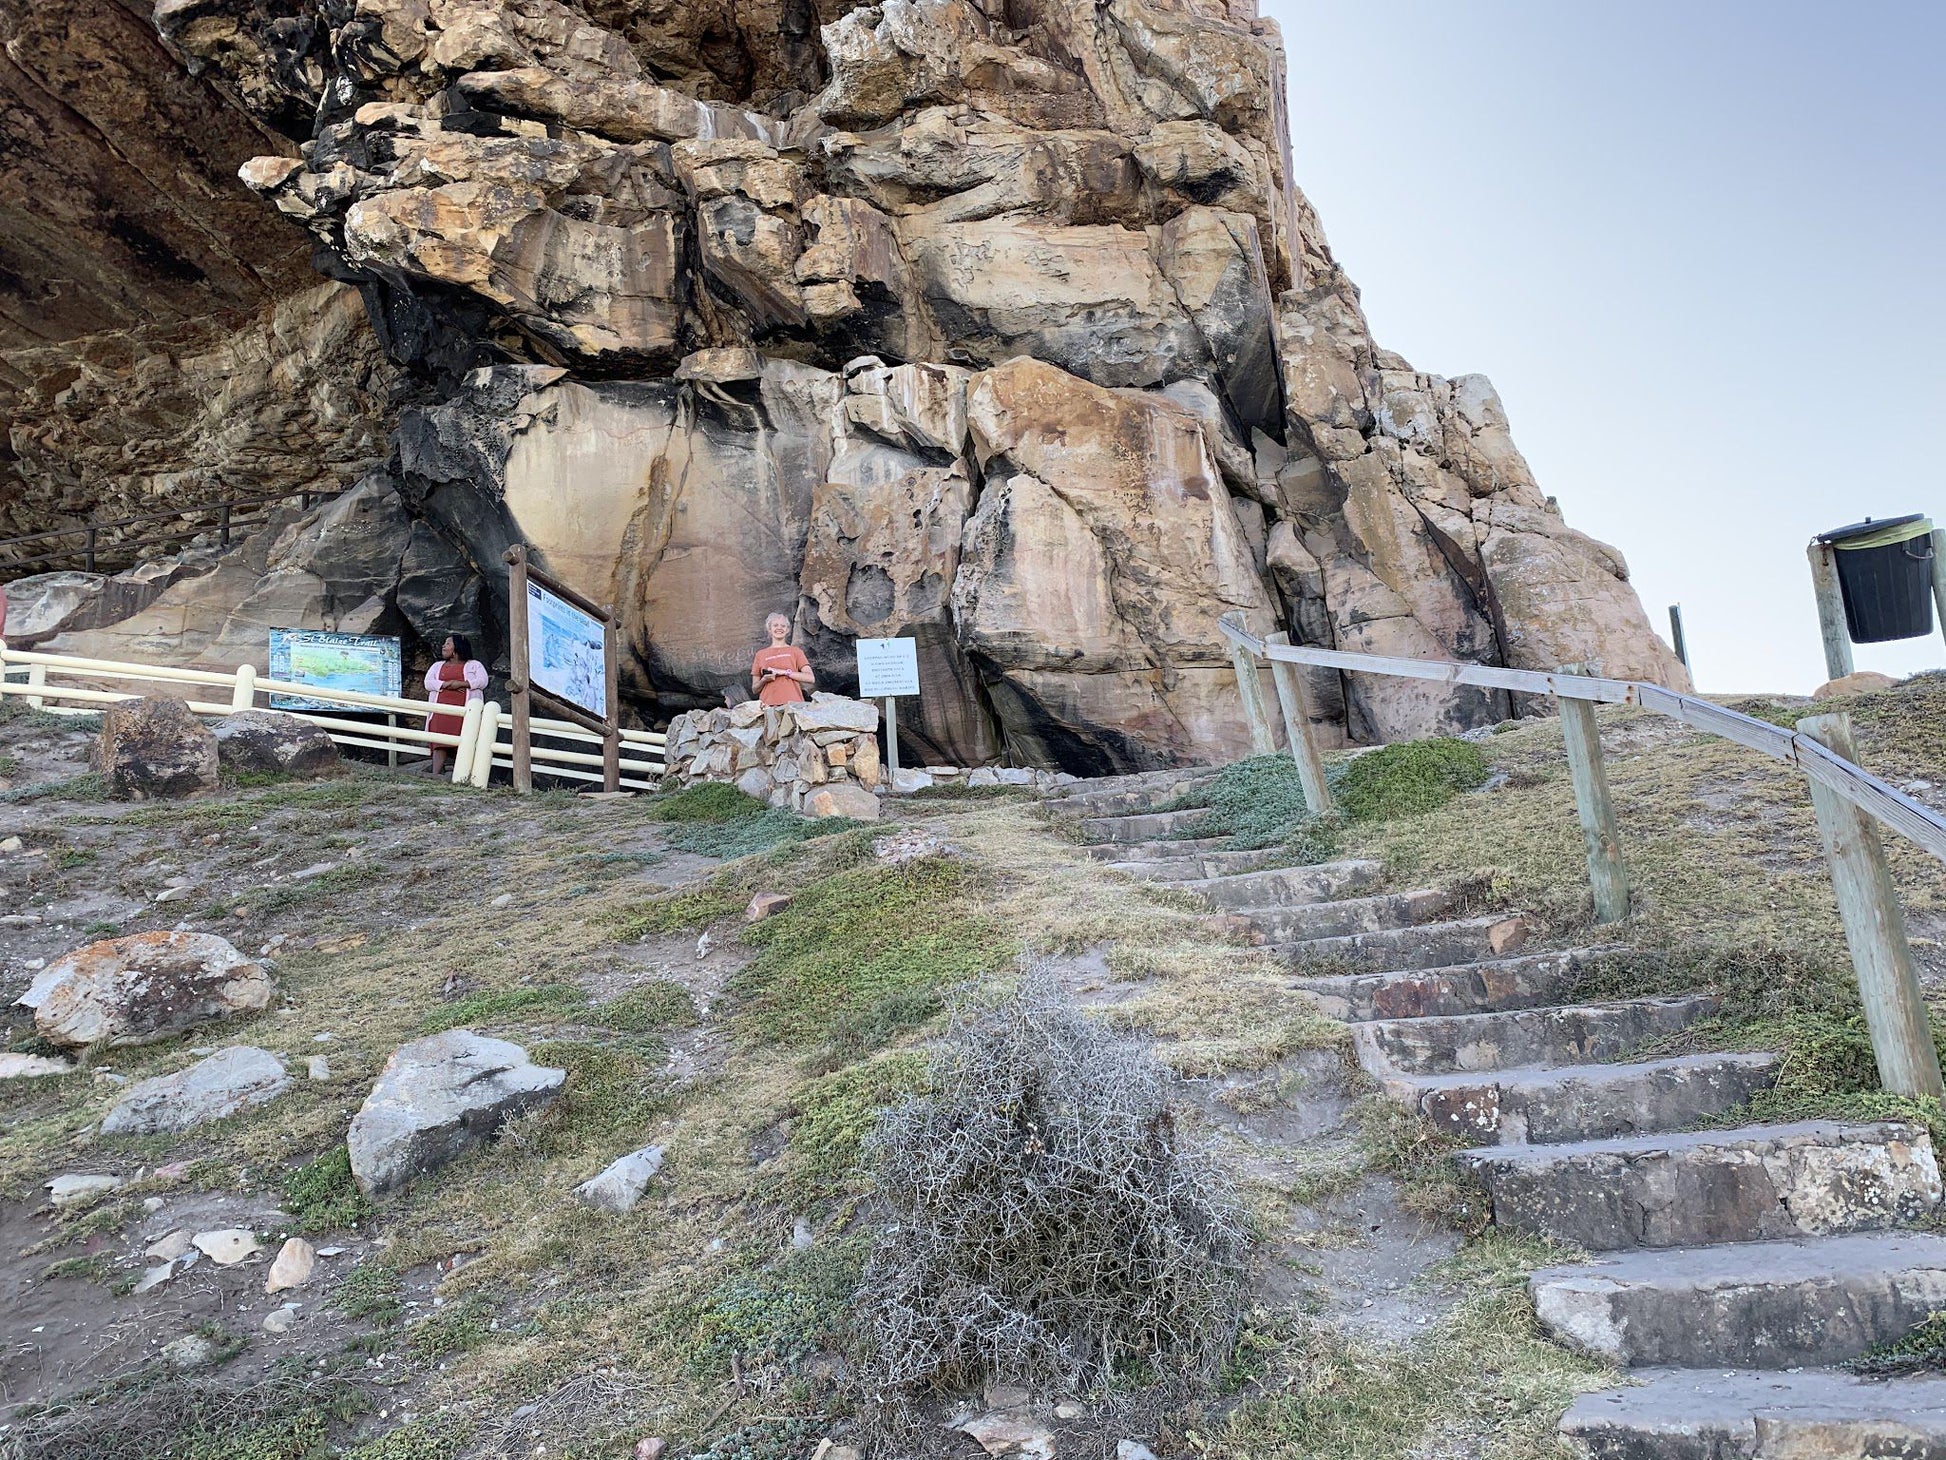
[424,663,441,694]
[466,661,489,691]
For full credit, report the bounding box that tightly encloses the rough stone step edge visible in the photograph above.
[1272,911,1538,969]
[1290,945,1619,1022]
[1529,1230,1946,1370]
[1346,992,1721,1078]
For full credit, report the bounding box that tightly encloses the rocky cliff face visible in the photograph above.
[4,0,1688,770]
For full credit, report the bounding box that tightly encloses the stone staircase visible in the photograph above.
[1048,769,1946,1458]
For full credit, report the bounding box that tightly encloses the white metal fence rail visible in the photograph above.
[0,644,665,790]
[1218,614,1946,1101]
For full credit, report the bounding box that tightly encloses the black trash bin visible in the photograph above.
[1817,514,1937,643]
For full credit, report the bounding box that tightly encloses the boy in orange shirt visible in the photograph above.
[751,612,814,706]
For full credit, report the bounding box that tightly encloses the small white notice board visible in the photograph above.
[856,636,920,698]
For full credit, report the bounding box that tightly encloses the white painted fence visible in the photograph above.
[0,644,665,790]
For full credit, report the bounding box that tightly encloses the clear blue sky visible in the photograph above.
[1264,0,1946,693]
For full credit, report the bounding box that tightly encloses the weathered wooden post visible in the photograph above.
[1797,712,1946,1100]
[1556,666,1630,924]
[1930,528,1946,654]
[505,545,534,795]
[26,663,46,710]
[601,610,622,793]
[1807,541,1855,682]
[1667,604,1689,672]
[1265,630,1334,815]
[1228,633,1276,757]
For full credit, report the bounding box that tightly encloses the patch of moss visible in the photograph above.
[676,1243,865,1376]
[331,1260,404,1326]
[733,857,1012,1056]
[527,1041,669,1156]
[612,886,745,938]
[420,983,587,1035]
[1852,1308,1946,1377]
[788,1051,930,1191]
[591,980,697,1032]
[1337,738,1489,822]
[39,1254,114,1285]
[284,1146,374,1234]
[252,860,386,917]
[340,1419,469,1460]
[647,783,768,823]
[406,1294,495,1363]
[1167,755,1342,855]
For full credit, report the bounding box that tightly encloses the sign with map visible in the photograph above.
[856,636,920,698]
[267,630,401,711]
[526,579,607,719]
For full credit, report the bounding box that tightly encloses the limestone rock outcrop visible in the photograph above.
[1,0,1689,769]
[100,1045,292,1135]
[348,1031,566,1197]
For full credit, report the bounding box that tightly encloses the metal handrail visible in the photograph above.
[1217,617,1946,866]
[0,488,345,574]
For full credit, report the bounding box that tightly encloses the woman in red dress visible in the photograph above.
[424,634,487,776]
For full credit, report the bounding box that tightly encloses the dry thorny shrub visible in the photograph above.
[854,980,1246,1402]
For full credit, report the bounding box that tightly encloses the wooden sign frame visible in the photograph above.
[504,544,622,794]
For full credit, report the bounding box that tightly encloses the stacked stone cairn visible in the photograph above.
[663,694,885,813]
[662,692,1079,811]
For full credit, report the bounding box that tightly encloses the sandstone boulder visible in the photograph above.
[23,932,274,1050]
[805,782,880,821]
[1814,671,1898,700]
[94,697,219,799]
[348,1031,566,1197]
[212,712,341,777]
[100,1046,291,1135]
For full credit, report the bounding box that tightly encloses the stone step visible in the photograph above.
[1532,1231,1946,1369]
[1243,888,1454,944]
[1042,766,1217,805]
[1275,912,1535,973]
[1559,1367,1946,1459]
[1047,770,1218,817]
[1350,994,1719,1076]
[1462,1120,1942,1251]
[1078,807,1210,843]
[1380,1051,1781,1145]
[1292,947,1604,1022]
[1084,835,1233,863]
[1179,859,1385,911]
[1105,848,1297,881]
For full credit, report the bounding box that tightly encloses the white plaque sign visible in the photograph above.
[856,636,920,698]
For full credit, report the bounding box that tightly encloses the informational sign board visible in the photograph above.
[526,579,608,720]
[267,630,401,710]
[856,636,920,698]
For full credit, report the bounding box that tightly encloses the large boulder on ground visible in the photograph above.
[212,711,340,777]
[20,931,274,1050]
[100,1046,291,1134]
[348,1031,566,1197]
[1814,671,1898,700]
[93,697,219,799]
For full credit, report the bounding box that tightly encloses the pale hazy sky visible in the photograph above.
[1263,0,1946,693]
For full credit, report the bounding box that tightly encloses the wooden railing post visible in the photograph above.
[1931,529,1946,654]
[1265,631,1334,815]
[1556,667,1630,924]
[1798,712,1945,1100]
[1228,635,1276,757]
[470,702,502,789]
[453,699,485,786]
[1807,541,1854,682]
[230,664,256,713]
